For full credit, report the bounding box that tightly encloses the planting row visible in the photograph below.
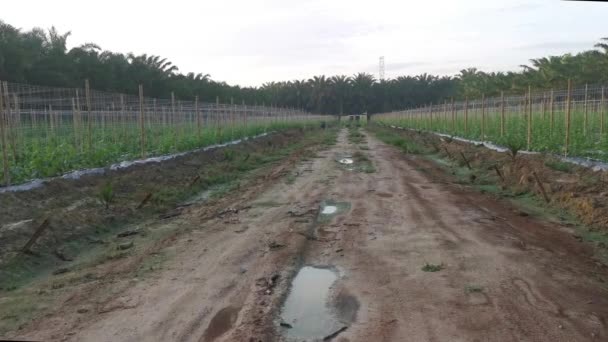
[375,83,608,160]
[0,81,327,185]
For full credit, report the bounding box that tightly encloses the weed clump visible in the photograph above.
[464,285,483,293]
[421,263,444,272]
[545,159,573,173]
[99,183,114,209]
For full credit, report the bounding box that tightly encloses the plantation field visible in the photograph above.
[0,119,321,185]
[375,86,608,161]
[0,81,326,186]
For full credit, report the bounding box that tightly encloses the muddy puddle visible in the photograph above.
[319,201,350,221]
[280,266,344,341]
[321,205,338,214]
[202,306,240,341]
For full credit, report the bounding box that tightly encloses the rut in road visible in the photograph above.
[16,128,608,342]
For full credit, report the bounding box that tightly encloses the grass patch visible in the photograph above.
[348,127,366,145]
[352,151,376,173]
[286,173,297,184]
[545,159,574,173]
[464,285,484,293]
[421,262,444,272]
[251,200,283,208]
[367,125,427,154]
[0,291,52,334]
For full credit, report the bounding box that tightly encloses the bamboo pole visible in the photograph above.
[602,86,606,137]
[550,89,555,133]
[171,92,177,148]
[230,97,234,130]
[152,98,158,148]
[464,97,469,135]
[195,96,201,140]
[11,93,19,160]
[527,86,532,151]
[111,102,117,144]
[500,92,505,137]
[565,80,572,156]
[215,96,220,134]
[0,82,10,186]
[179,100,184,143]
[71,98,78,147]
[584,84,588,136]
[541,92,546,120]
[481,94,485,140]
[450,98,455,132]
[138,85,145,158]
[2,82,16,161]
[240,100,244,133]
[429,103,433,129]
[119,94,125,141]
[85,79,92,150]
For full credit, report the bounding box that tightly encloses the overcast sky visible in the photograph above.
[3,0,608,86]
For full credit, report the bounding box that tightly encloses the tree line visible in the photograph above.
[1,20,607,114]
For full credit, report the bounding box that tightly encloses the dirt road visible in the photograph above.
[15,128,608,341]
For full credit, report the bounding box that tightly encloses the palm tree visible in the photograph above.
[330,75,351,115]
[308,75,330,113]
[351,73,375,113]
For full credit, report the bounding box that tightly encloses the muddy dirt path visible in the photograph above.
[15,128,608,341]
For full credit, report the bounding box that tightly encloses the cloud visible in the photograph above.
[518,41,596,51]
[385,61,429,72]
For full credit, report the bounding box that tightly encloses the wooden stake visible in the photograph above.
[1,82,16,162]
[464,97,469,135]
[532,171,550,203]
[450,97,455,132]
[22,219,50,254]
[195,96,201,140]
[85,79,92,150]
[584,84,588,136]
[481,94,485,140]
[10,93,19,160]
[500,92,505,137]
[139,85,145,158]
[601,86,606,137]
[0,82,10,186]
[550,89,555,133]
[429,102,433,128]
[527,86,532,151]
[541,92,546,120]
[565,80,572,156]
[188,175,201,188]
[493,165,505,183]
[136,192,153,209]
[171,92,177,148]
